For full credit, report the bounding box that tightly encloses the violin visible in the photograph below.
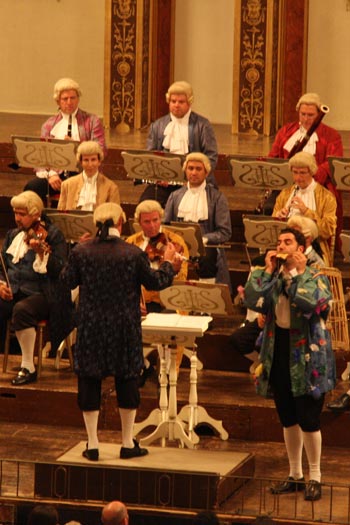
[25,221,51,254]
[145,232,184,263]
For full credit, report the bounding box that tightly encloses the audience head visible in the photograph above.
[166,81,193,118]
[193,510,219,525]
[134,200,164,238]
[27,505,59,525]
[101,501,128,525]
[287,215,319,245]
[11,191,44,227]
[183,152,211,188]
[53,77,81,115]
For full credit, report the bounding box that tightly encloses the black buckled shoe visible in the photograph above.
[82,444,99,461]
[120,439,148,459]
[138,364,156,387]
[326,393,350,412]
[270,476,305,494]
[304,480,322,501]
[11,368,37,386]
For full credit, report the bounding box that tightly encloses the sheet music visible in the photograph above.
[142,313,212,334]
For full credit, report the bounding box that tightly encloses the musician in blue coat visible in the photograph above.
[164,152,232,288]
[141,81,218,207]
[61,203,181,461]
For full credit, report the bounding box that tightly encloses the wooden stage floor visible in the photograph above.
[1,113,350,524]
[2,352,350,524]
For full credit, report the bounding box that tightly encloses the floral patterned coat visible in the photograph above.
[61,236,175,379]
[244,266,335,399]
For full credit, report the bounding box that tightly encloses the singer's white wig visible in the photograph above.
[76,141,104,162]
[134,200,164,222]
[53,78,82,102]
[296,92,322,111]
[166,81,194,105]
[10,191,44,216]
[288,151,318,175]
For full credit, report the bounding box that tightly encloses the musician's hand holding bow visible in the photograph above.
[163,242,183,274]
[0,281,13,301]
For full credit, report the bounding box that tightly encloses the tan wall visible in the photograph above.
[0,0,104,116]
[0,0,349,132]
[174,0,234,125]
[307,0,350,130]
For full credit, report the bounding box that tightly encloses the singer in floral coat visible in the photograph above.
[244,227,334,501]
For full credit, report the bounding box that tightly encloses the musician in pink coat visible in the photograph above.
[268,92,343,252]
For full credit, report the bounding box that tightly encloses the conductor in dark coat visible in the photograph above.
[61,202,181,461]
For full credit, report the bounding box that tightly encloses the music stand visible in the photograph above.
[135,281,231,448]
[122,149,185,186]
[168,222,206,258]
[328,156,350,192]
[12,135,79,207]
[228,155,292,215]
[243,214,287,266]
[44,209,96,242]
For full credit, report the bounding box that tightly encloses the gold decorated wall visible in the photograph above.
[104,0,152,132]
[232,0,307,136]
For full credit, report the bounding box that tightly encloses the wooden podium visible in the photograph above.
[134,281,232,449]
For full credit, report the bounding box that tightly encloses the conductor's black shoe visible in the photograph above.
[82,445,99,461]
[138,364,156,387]
[326,393,350,412]
[120,439,148,459]
[11,368,37,386]
[304,480,322,501]
[270,476,305,494]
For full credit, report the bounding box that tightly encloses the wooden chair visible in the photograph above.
[2,320,73,377]
[322,266,349,352]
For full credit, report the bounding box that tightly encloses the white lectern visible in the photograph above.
[134,281,232,449]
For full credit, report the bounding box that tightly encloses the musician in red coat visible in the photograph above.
[268,92,343,252]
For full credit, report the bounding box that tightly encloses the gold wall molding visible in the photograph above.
[104,0,152,133]
[232,0,307,136]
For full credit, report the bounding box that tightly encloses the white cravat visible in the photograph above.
[6,230,49,272]
[77,172,98,210]
[177,181,208,222]
[286,179,317,217]
[284,125,319,156]
[162,110,191,154]
[50,109,80,141]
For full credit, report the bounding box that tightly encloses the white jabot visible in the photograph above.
[6,231,28,263]
[177,181,208,222]
[77,172,98,210]
[50,109,80,141]
[162,109,191,154]
[284,125,319,156]
[6,230,49,272]
[286,179,317,217]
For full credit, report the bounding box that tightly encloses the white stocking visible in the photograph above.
[82,411,99,450]
[283,425,304,479]
[302,430,322,482]
[15,327,36,373]
[119,408,136,448]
